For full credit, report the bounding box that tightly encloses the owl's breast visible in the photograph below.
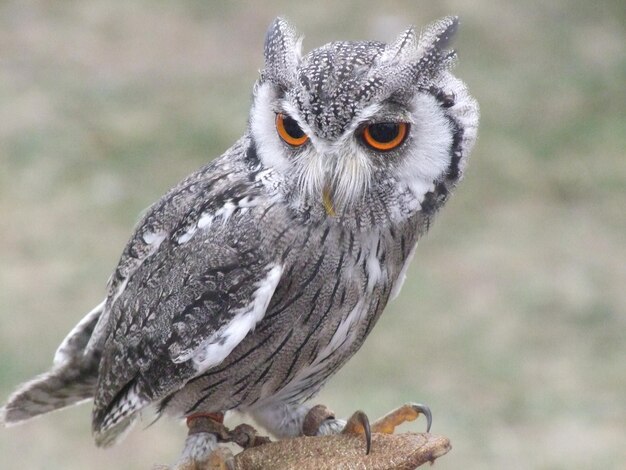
[247,220,416,406]
[163,214,419,414]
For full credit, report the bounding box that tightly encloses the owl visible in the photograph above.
[2,16,478,466]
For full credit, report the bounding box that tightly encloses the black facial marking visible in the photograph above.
[431,86,456,108]
[445,117,464,182]
[420,182,449,217]
[245,140,259,167]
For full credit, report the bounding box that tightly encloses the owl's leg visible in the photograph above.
[170,412,273,469]
[171,413,232,470]
[250,402,313,438]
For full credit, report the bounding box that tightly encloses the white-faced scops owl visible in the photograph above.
[2,16,479,464]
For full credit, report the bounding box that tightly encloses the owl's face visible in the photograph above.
[250,17,479,220]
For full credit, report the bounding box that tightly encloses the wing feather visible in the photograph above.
[90,140,289,441]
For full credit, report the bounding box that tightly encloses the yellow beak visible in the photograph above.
[322,184,336,216]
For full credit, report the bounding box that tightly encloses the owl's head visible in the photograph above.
[250,17,479,223]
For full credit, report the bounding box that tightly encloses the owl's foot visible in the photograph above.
[371,403,432,434]
[171,430,223,470]
[167,413,271,469]
[302,405,372,454]
[300,402,432,457]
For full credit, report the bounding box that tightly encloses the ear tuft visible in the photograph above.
[378,26,419,65]
[368,17,461,100]
[417,16,459,56]
[263,17,302,87]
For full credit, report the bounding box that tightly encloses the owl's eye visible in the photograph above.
[362,122,409,151]
[276,113,309,147]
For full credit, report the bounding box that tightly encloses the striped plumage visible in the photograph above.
[1,16,479,457]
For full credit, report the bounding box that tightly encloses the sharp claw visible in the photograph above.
[411,403,432,433]
[425,408,433,433]
[342,410,372,455]
[362,413,372,455]
[357,410,372,455]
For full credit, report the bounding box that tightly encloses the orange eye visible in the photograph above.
[362,122,409,151]
[276,113,309,147]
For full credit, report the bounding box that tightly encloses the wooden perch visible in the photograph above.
[158,431,451,470]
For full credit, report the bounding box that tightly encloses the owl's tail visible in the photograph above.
[1,360,98,424]
[1,301,104,426]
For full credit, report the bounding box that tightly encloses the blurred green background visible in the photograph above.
[1,1,624,468]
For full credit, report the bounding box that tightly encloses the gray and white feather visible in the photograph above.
[1,16,479,450]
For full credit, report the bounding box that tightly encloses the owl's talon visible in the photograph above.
[341,410,372,455]
[418,404,432,432]
[302,404,336,436]
[371,402,432,434]
[230,423,271,449]
[186,413,230,441]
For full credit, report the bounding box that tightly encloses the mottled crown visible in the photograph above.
[261,17,459,139]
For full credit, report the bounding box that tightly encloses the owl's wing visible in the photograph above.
[90,153,287,445]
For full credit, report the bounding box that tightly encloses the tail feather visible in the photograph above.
[1,359,98,425]
[1,299,142,448]
[1,301,105,426]
[94,414,139,448]
[54,300,105,366]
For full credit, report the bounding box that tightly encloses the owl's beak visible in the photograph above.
[322,184,336,216]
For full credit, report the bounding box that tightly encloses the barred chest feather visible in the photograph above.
[163,207,420,416]
[255,218,419,407]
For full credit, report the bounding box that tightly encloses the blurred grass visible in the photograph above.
[1,1,624,468]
